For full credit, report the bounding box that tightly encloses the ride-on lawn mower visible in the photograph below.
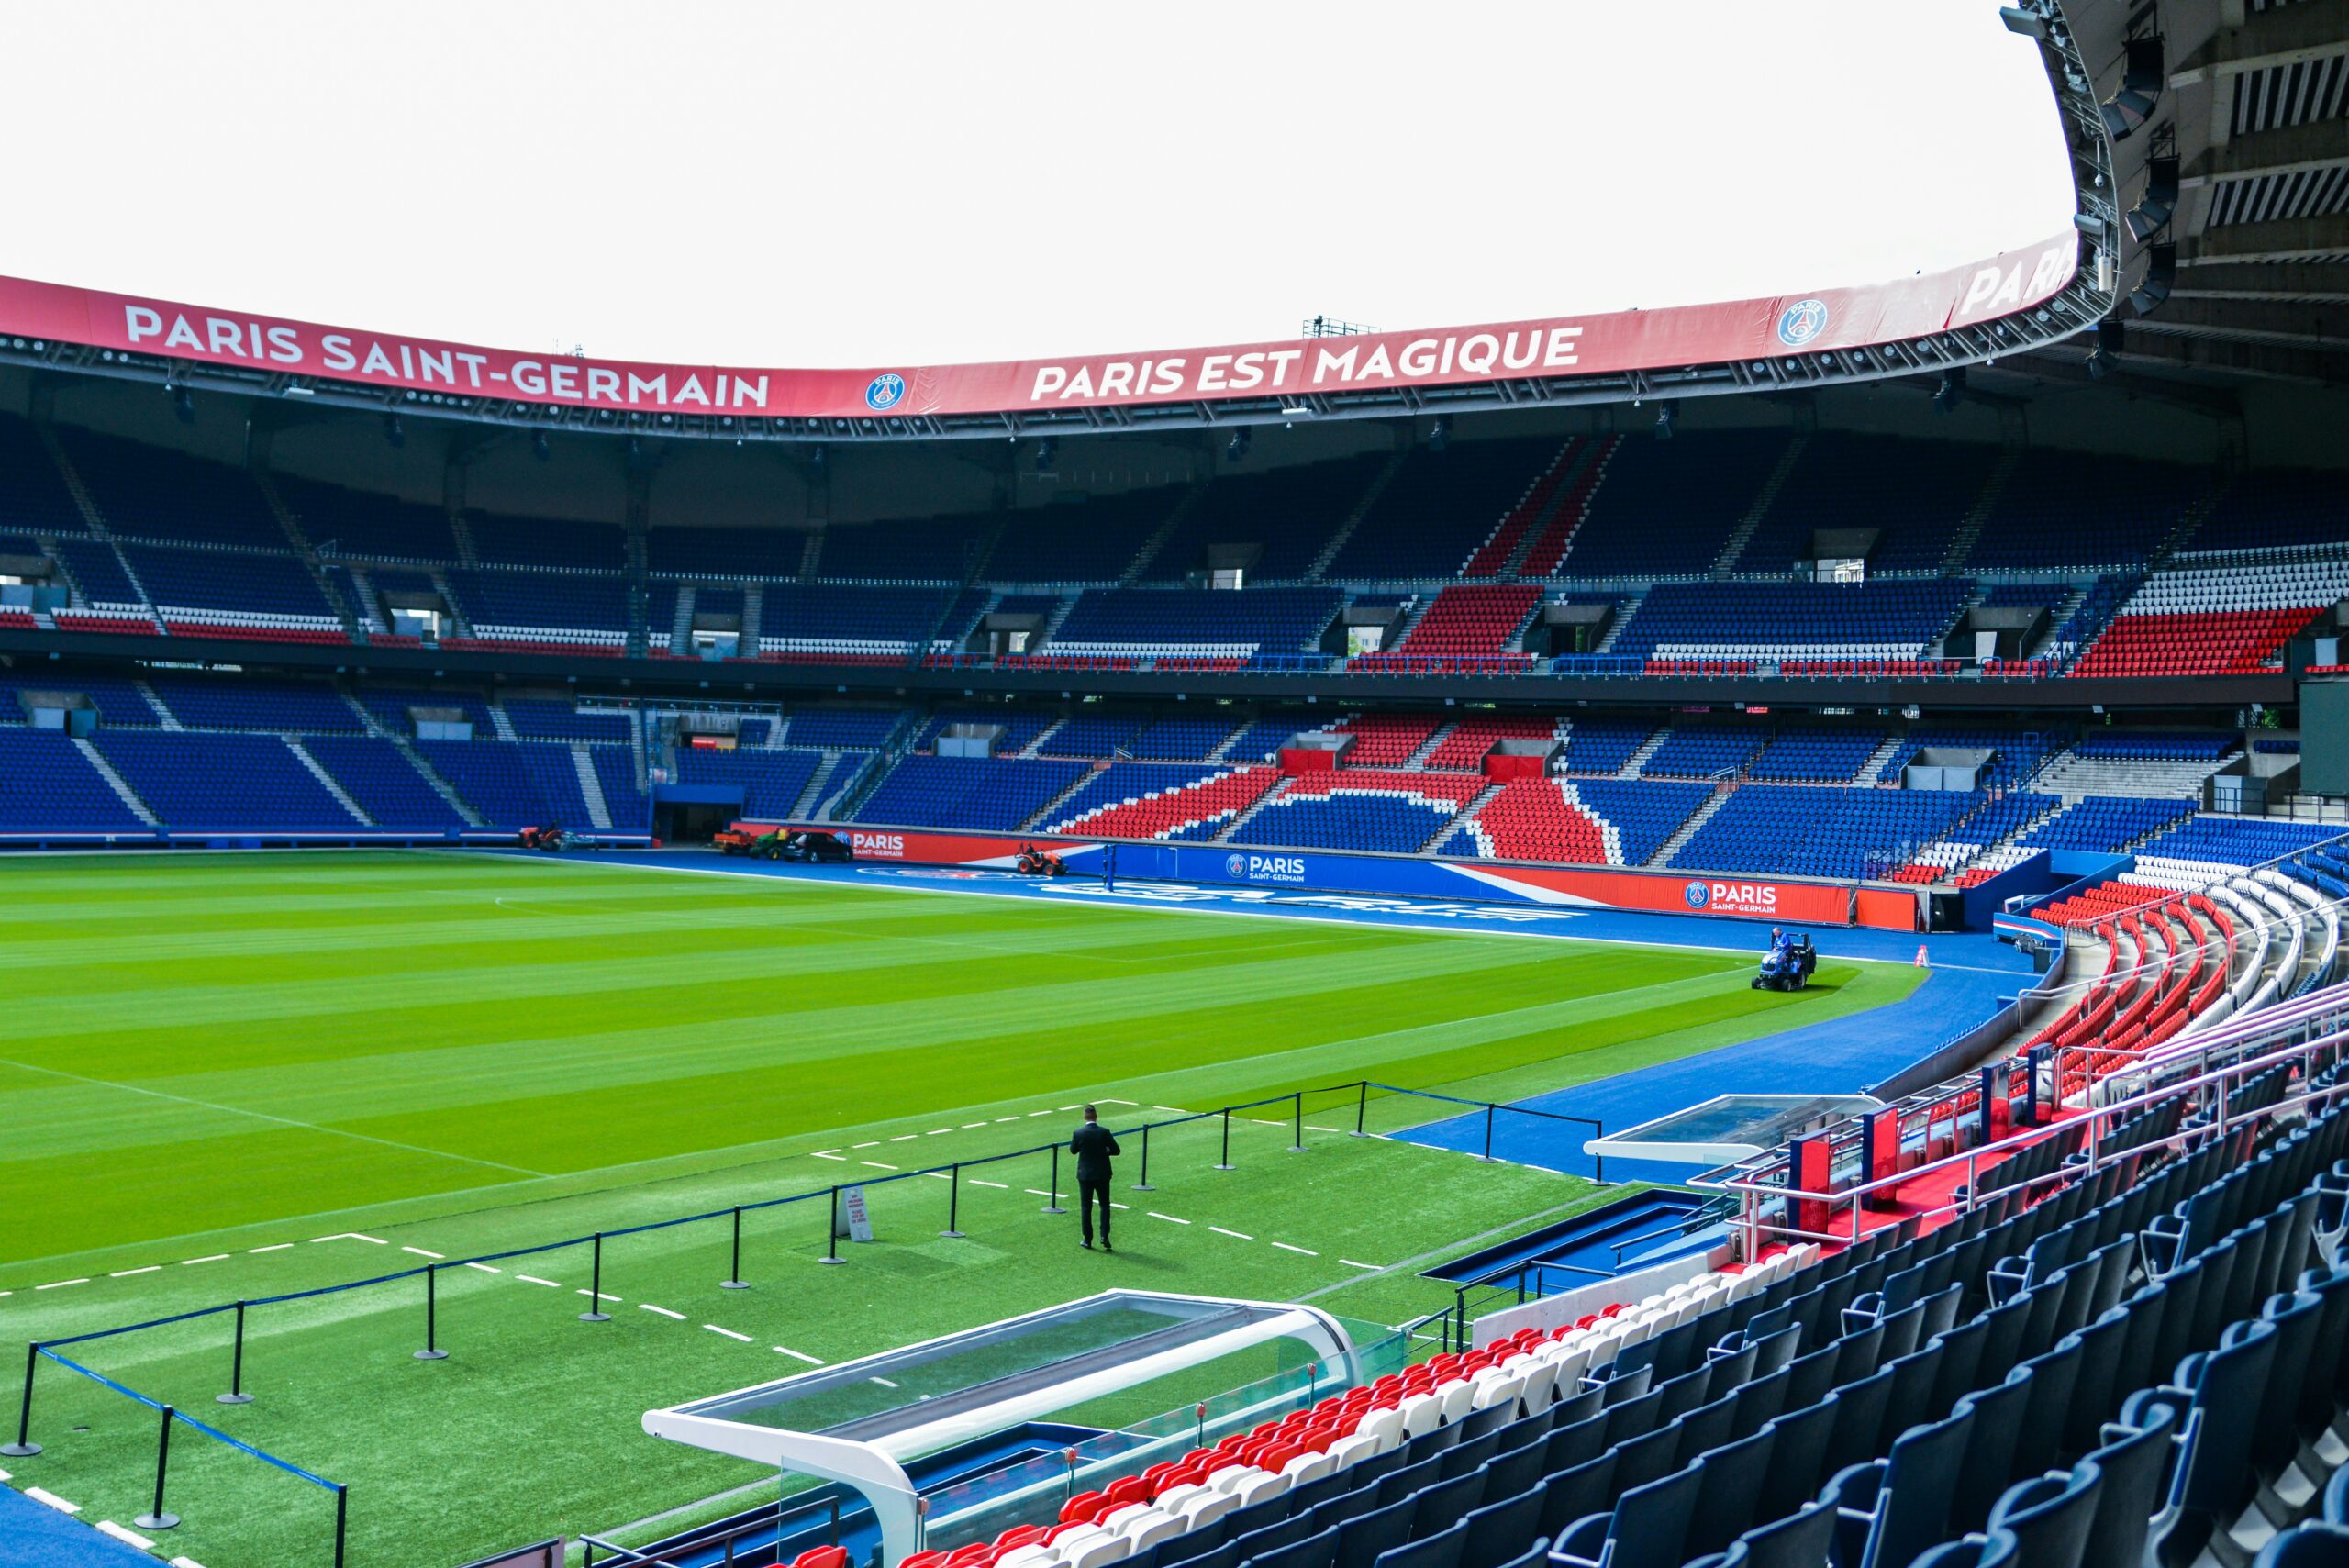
[1753,936,1818,992]
[518,825,569,851]
[1014,844,1065,876]
[715,825,852,862]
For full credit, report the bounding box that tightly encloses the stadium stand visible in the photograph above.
[1965,449,2203,570]
[0,728,149,831]
[1546,429,1788,578]
[93,730,362,831]
[302,735,469,830]
[1672,785,1979,879]
[1229,772,1486,854]
[1354,584,1540,673]
[1734,435,1999,575]
[1138,456,1386,583]
[1443,780,1611,863]
[1047,588,1340,667]
[2069,559,2349,679]
[1642,724,1766,780]
[984,492,1186,583]
[1043,764,1280,840]
[1323,439,1564,579]
[674,747,822,819]
[1611,581,1972,667]
[858,755,1089,831]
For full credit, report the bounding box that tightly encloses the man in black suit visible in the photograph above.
[1070,1106,1121,1251]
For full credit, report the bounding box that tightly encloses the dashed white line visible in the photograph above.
[641,1305,685,1320]
[774,1346,825,1364]
[925,1172,951,1181]
[1025,1189,1058,1198]
[578,1290,620,1302]
[813,1152,848,1162]
[181,1255,229,1266]
[171,1557,210,1568]
[26,1487,79,1513]
[863,1161,897,1170]
[1100,1098,1138,1106]
[517,1275,562,1288]
[36,1279,87,1291]
[313,1232,387,1244]
[1272,1242,1318,1256]
[464,1262,501,1274]
[110,1266,161,1278]
[962,1122,989,1129]
[972,1179,1008,1189]
[1308,1125,1344,1134]
[1522,1164,1564,1175]
[994,1117,1021,1124]
[870,1376,900,1388]
[1152,1106,1190,1114]
[96,1521,154,1550]
[1148,1213,1191,1225]
[1209,1227,1252,1240]
[1028,1110,1052,1118]
[1109,1201,1130,1210]
[249,1243,294,1253]
[1059,1105,1083,1112]
[401,1247,444,1259]
[852,1141,880,1149]
[927,1129,954,1136]
[1341,1260,1385,1272]
[706,1325,752,1342]
[890,1134,919,1142]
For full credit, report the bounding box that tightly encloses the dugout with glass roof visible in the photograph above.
[1583,1093,1883,1169]
[643,1290,1364,1563]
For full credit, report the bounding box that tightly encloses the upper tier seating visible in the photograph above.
[1138,456,1387,583]
[2019,794,2197,853]
[1735,435,1999,574]
[1611,581,1971,663]
[2069,558,2349,678]
[1047,588,1340,665]
[858,755,1088,831]
[2176,466,2348,558]
[1355,585,1539,673]
[0,729,147,830]
[274,475,459,563]
[1443,779,1611,863]
[647,525,808,580]
[1642,725,1765,780]
[1324,439,1564,580]
[1516,436,1623,578]
[1043,764,1278,840]
[984,491,1186,583]
[1672,785,1978,878]
[819,510,997,583]
[93,729,362,831]
[1550,429,1789,578]
[145,675,363,733]
[469,510,626,573]
[0,415,91,539]
[304,735,469,830]
[122,545,343,639]
[674,746,820,818]
[785,708,904,750]
[757,584,955,661]
[1424,717,1563,773]
[444,570,629,649]
[49,538,149,622]
[1461,440,1583,578]
[1229,772,1484,854]
[60,428,286,550]
[1966,448,2201,569]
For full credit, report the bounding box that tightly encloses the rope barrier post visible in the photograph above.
[1355,1082,1368,1137]
[820,1188,845,1264]
[334,1483,349,1568]
[941,1164,965,1239]
[415,1264,448,1360]
[219,1299,253,1404]
[1215,1108,1235,1171]
[134,1404,180,1531]
[1594,1120,1607,1185]
[1042,1146,1066,1214]
[1131,1123,1155,1192]
[580,1234,612,1318]
[830,1493,843,1547]
[3,1341,40,1457]
[1290,1092,1305,1152]
[722,1206,749,1289]
[1481,1102,1497,1163]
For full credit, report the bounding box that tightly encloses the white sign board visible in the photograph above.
[838,1184,875,1243]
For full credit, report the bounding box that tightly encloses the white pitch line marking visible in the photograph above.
[1272,1242,1318,1256]
[578,1289,620,1302]
[96,1521,155,1550]
[870,1376,899,1388]
[1025,1189,1057,1198]
[1148,1212,1190,1225]
[1210,1227,1252,1240]
[852,1141,880,1149]
[1522,1164,1564,1175]
[1059,1105,1083,1112]
[465,1262,501,1274]
[813,1152,848,1162]
[963,1122,989,1129]
[248,1243,294,1253]
[926,1129,953,1136]
[862,1161,897,1170]
[111,1266,161,1278]
[36,1279,87,1290]
[926,1172,951,1181]
[313,1232,387,1244]
[774,1346,825,1364]
[706,1325,752,1342]
[172,1557,210,1568]
[1152,1106,1190,1114]
[1109,1201,1130,1210]
[517,1275,562,1288]
[641,1305,685,1320]
[26,1487,79,1513]
[890,1134,919,1142]
[181,1255,229,1266]
[1028,1109,1052,1117]
[1100,1098,1138,1106]
[995,1117,1021,1123]
[971,1179,1007,1189]
[1308,1125,1344,1134]
[1341,1260,1384,1272]
[401,1247,444,1259]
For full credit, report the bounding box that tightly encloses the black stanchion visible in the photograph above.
[134,1404,180,1530]
[3,1341,39,1457]
[1131,1123,1154,1192]
[820,1188,845,1264]
[1594,1120,1607,1184]
[1041,1147,1066,1214]
[941,1164,965,1239]
[334,1484,349,1568]
[1215,1108,1235,1170]
[580,1234,612,1319]
[829,1495,842,1546]
[218,1300,252,1405]
[415,1265,448,1360]
[722,1206,749,1289]
[1290,1092,1305,1152]
[1355,1081,1369,1137]
[1480,1102,1497,1162]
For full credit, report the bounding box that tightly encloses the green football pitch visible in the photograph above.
[0,851,1919,1568]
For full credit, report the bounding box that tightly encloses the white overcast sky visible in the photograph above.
[3,2,2075,369]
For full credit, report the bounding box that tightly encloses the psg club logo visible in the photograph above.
[1684,881,1713,910]
[1226,854,1249,879]
[864,373,907,412]
[1776,299,1830,349]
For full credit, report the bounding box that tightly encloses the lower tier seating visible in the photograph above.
[1230,773,1486,855]
[1045,765,1278,840]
